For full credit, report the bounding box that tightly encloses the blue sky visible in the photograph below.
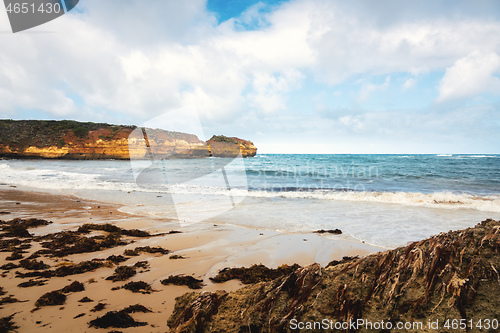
[0,0,499,153]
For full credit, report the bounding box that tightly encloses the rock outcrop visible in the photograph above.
[207,135,257,158]
[0,120,257,159]
[168,219,500,332]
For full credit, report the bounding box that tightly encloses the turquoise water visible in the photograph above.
[1,154,499,248]
[245,154,500,195]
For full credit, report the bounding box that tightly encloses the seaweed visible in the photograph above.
[123,246,170,256]
[121,229,154,237]
[0,296,20,305]
[19,258,50,270]
[0,263,19,271]
[39,231,126,257]
[0,238,26,252]
[76,223,159,238]
[54,260,109,277]
[133,261,149,269]
[169,255,187,260]
[123,249,139,256]
[11,218,51,228]
[18,279,48,288]
[35,290,66,307]
[5,251,23,260]
[77,223,122,234]
[0,286,5,296]
[210,263,301,284]
[61,281,85,293]
[33,281,83,308]
[90,302,107,312]
[167,291,228,332]
[168,219,500,332]
[122,304,152,313]
[89,311,147,328]
[314,229,342,235]
[106,255,129,264]
[325,256,360,268]
[0,314,18,332]
[106,266,137,282]
[15,270,54,279]
[121,281,154,294]
[15,260,109,279]
[161,275,204,289]
[2,224,32,238]
[78,296,93,303]
[0,218,51,238]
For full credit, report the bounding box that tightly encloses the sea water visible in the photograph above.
[1,154,499,248]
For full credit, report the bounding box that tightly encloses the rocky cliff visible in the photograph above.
[207,135,257,158]
[0,120,257,159]
[168,219,500,332]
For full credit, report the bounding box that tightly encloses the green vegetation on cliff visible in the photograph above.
[0,119,135,149]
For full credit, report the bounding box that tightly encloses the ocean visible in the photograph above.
[1,154,499,249]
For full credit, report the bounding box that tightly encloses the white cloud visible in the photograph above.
[437,51,500,102]
[248,69,305,114]
[0,0,499,153]
[403,77,416,90]
[307,0,500,85]
[339,115,365,131]
[357,76,391,102]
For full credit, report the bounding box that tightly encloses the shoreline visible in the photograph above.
[0,187,382,332]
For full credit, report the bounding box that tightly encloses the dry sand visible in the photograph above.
[0,186,383,332]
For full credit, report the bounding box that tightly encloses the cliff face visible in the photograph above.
[207,135,257,158]
[0,120,257,159]
[168,219,500,333]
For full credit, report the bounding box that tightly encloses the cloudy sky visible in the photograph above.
[1,0,499,153]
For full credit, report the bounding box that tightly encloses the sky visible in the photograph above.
[0,0,499,154]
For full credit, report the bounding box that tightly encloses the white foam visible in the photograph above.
[118,194,496,248]
[467,155,497,158]
[1,163,499,214]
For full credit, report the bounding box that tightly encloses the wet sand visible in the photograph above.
[0,186,382,332]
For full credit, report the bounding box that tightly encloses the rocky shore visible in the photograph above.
[0,120,257,159]
[168,219,500,332]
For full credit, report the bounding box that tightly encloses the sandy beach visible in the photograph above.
[0,186,382,332]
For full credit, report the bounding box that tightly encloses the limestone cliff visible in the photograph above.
[207,135,257,158]
[0,120,257,160]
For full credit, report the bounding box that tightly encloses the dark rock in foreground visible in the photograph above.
[168,219,500,332]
